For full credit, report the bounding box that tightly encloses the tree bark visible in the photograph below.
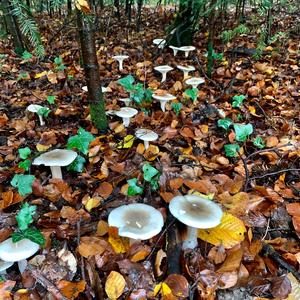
[76,10,108,132]
[207,0,217,78]
[136,0,143,31]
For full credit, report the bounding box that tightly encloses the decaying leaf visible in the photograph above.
[105,271,126,300]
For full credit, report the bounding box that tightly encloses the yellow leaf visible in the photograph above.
[36,143,51,152]
[105,271,126,300]
[198,212,246,249]
[75,0,91,13]
[161,282,172,296]
[287,273,300,300]
[153,283,162,297]
[84,196,101,212]
[108,235,129,254]
[34,71,47,79]
[117,135,135,149]
[58,280,86,299]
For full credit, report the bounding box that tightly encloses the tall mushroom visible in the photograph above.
[153,38,166,49]
[169,195,222,250]
[114,107,138,127]
[177,65,195,80]
[152,93,176,112]
[27,104,46,126]
[135,129,158,149]
[108,203,164,244]
[185,77,205,89]
[33,149,77,179]
[169,45,181,56]
[112,55,129,71]
[119,98,132,107]
[154,65,173,83]
[179,46,196,58]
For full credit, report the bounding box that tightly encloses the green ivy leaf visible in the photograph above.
[11,174,35,196]
[144,88,153,103]
[47,95,56,104]
[232,95,246,108]
[16,203,36,231]
[143,164,159,182]
[224,144,240,157]
[253,136,265,149]
[185,88,198,102]
[118,75,135,91]
[37,107,51,117]
[21,51,32,60]
[127,178,144,196]
[12,228,45,246]
[234,123,253,142]
[171,102,182,116]
[18,159,31,171]
[217,118,232,131]
[67,127,95,155]
[19,147,31,159]
[131,83,145,104]
[67,155,86,172]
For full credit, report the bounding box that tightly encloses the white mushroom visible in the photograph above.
[135,129,158,149]
[27,104,46,126]
[114,107,138,127]
[108,203,164,244]
[119,98,132,107]
[152,93,176,112]
[33,149,77,179]
[169,45,181,56]
[169,195,223,250]
[179,46,196,58]
[153,38,166,49]
[0,260,13,274]
[112,55,129,71]
[82,86,108,93]
[154,65,173,83]
[177,65,195,80]
[185,77,205,89]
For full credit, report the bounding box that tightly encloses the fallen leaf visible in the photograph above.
[58,280,86,299]
[105,271,126,300]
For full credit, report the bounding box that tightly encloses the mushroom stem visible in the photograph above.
[183,71,189,80]
[143,141,150,150]
[161,73,167,82]
[184,51,189,58]
[192,84,198,89]
[38,115,45,126]
[182,226,198,250]
[118,60,124,71]
[50,166,63,179]
[160,101,167,112]
[129,238,141,246]
[17,259,27,274]
[122,117,131,127]
[173,49,178,56]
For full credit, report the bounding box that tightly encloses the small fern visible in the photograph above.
[221,24,249,43]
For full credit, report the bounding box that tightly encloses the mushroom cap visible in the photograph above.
[27,104,44,113]
[185,77,205,85]
[169,195,223,229]
[169,45,180,50]
[179,46,196,52]
[135,129,158,142]
[153,39,166,46]
[108,203,164,240]
[152,93,176,101]
[114,107,138,118]
[119,98,131,104]
[0,238,39,262]
[82,86,108,93]
[112,55,129,61]
[33,149,78,167]
[177,65,195,72]
[154,65,173,73]
[0,260,13,272]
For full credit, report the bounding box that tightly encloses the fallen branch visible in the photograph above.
[250,168,300,180]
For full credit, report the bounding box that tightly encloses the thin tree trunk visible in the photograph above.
[207,0,217,78]
[67,0,72,15]
[76,10,108,132]
[136,0,143,32]
[114,0,120,20]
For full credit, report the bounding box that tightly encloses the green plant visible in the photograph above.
[11,174,35,196]
[67,127,95,155]
[46,95,56,105]
[21,50,32,60]
[232,95,246,108]
[17,72,30,81]
[184,88,198,102]
[234,123,253,142]
[127,178,144,196]
[143,164,160,191]
[54,56,66,71]
[37,107,51,118]
[217,118,232,131]
[18,147,31,171]
[171,102,182,116]
[221,24,249,43]
[224,144,240,158]
[67,155,86,172]
[253,136,265,149]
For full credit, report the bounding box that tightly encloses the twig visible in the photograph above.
[246,144,294,160]
[250,168,300,180]
[261,218,270,241]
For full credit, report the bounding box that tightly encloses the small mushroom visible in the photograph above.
[33,149,78,179]
[153,38,166,49]
[185,77,205,89]
[108,203,164,244]
[179,46,196,58]
[169,45,181,56]
[152,93,176,112]
[169,195,222,250]
[154,65,173,83]
[114,107,138,127]
[135,129,158,149]
[0,238,39,273]
[27,104,46,126]
[119,98,132,107]
[177,65,195,80]
[112,55,129,71]
[82,86,108,93]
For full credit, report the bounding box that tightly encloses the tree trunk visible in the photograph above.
[2,0,25,55]
[136,0,143,32]
[67,0,72,15]
[76,10,108,132]
[207,0,217,78]
[114,0,121,20]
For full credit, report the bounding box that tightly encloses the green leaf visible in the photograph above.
[118,75,135,91]
[47,95,56,104]
[127,178,144,196]
[234,123,253,142]
[37,107,51,117]
[67,127,95,155]
[217,118,232,130]
[12,228,45,246]
[253,136,265,149]
[19,147,31,159]
[21,50,32,60]
[67,155,86,172]
[143,164,159,182]
[144,88,153,103]
[11,174,35,196]
[150,179,159,191]
[232,95,246,108]
[54,56,63,65]
[224,144,240,157]
[131,83,144,104]
[185,88,198,102]
[171,102,182,116]
[16,203,36,231]
[18,159,31,171]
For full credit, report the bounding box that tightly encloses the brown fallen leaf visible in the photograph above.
[58,280,86,299]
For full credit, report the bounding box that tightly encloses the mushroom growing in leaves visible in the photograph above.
[177,65,195,80]
[179,46,196,58]
[108,203,164,244]
[33,149,77,179]
[185,77,205,89]
[152,93,176,112]
[153,38,166,49]
[27,104,47,126]
[169,45,181,56]
[82,86,108,93]
[135,129,158,149]
[169,195,223,250]
[154,65,173,83]
[119,98,132,107]
[112,55,129,71]
[114,107,138,127]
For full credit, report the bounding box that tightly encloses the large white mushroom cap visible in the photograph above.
[114,107,138,119]
[27,104,44,113]
[185,77,205,88]
[0,260,13,272]
[33,149,78,167]
[108,203,164,240]
[154,65,173,73]
[112,55,129,61]
[177,65,195,72]
[0,238,39,262]
[153,39,166,48]
[135,129,158,142]
[169,195,222,229]
[179,46,196,52]
[152,93,176,112]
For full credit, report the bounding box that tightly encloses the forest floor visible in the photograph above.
[1,5,300,300]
